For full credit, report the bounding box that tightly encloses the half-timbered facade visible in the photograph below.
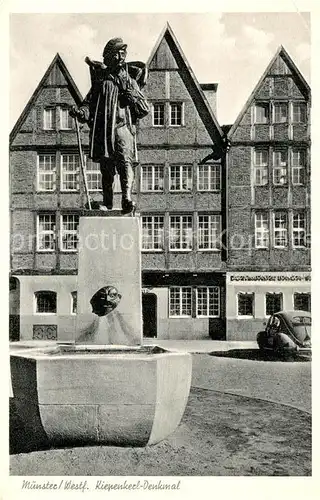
[226,46,311,339]
[10,25,227,341]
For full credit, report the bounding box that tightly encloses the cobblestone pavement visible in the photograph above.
[10,352,311,476]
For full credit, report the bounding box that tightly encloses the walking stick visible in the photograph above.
[74,116,92,210]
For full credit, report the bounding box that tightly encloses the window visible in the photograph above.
[237,293,254,317]
[152,103,165,126]
[273,150,288,185]
[169,102,183,126]
[292,150,305,185]
[37,154,56,191]
[141,165,164,192]
[141,216,164,251]
[274,212,288,248]
[61,215,79,251]
[198,164,220,191]
[170,165,192,191]
[169,287,192,317]
[60,108,73,130]
[71,291,77,314]
[35,291,57,314]
[43,108,55,130]
[265,293,283,316]
[198,215,221,250]
[169,215,193,250]
[294,293,311,312]
[255,213,269,248]
[292,212,306,248]
[254,149,268,186]
[255,103,269,124]
[292,103,307,123]
[85,158,102,191]
[196,287,220,317]
[61,154,80,191]
[273,102,288,123]
[37,214,56,251]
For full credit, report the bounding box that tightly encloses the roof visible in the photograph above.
[276,310,311,319]
[228,45,311,140]
[10,53,84,144]
[147,23,224,150]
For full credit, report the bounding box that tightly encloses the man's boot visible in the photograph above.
[100,160,114,210]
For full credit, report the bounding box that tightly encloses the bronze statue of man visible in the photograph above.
[70,38,149,214]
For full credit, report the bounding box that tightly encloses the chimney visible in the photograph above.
[200,83,218,117]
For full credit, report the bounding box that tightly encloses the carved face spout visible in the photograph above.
[90,286,122,317]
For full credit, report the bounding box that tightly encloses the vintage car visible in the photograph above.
[257,310,311,357]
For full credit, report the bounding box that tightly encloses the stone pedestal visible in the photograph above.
[10,214,193,448]
[76,216,142,345]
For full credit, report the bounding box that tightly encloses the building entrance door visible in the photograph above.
[142,293,157,338]
[9,277,20,341]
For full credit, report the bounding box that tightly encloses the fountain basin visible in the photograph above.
[10,345,192,447]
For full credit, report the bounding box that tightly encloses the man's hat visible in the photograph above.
[103,38,127,59]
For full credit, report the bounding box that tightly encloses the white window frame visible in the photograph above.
[237,292,254,318]
[60,107,73,130]
[169,287,192,318]
[197,164,221,191]
[292,212,306,248]
[265,292,283,317]
[37,154,56,192]
[152,103,165,127]
[273,150,288,186]
[273,212,288,248]
[43,108,55,130]
[141,215,164,252]
[198,214,221,251]
[196,287,220,318]
[254,103,269,124]
[292,102,307,124]
[255,213,269,249]
[85,157,102,192]
[61,154,80,192]
[293,292,311,312]
[169,215,193,251]
[141,165,164,192]
[60,214,79,252]
[292,150,305,186]
[254,149,268,186]
[169,102,184,127]
[169,165,192,191]
[273,102,288,123]
[34,290,57,315]
[37,214,56,252]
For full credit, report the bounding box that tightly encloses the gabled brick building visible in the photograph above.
[10,25,228,341]
[10,54,90,341]
[225,46,311,340]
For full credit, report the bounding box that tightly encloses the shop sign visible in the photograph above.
[229,273,311,283]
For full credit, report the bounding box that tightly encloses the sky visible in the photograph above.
[10,11,310,128]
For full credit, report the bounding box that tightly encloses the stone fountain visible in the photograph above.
[10,214,192,447]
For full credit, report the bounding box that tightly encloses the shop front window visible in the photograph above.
[237,293,254,317]
[265,292,283,316]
